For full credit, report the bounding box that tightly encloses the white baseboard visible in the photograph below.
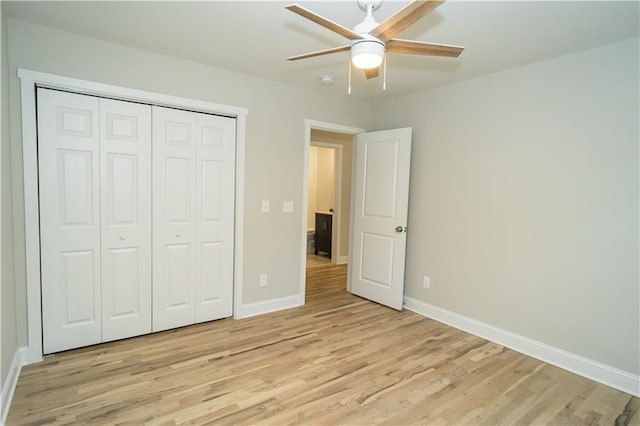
[239,294,303,319]
[403,296,639,397]
[1,347,27,425]
[336,256,348,265]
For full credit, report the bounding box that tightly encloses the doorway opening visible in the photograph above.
[307,143,337,268]
[300,120,366,304]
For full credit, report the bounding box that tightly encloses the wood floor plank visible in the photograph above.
[6,264,638,425]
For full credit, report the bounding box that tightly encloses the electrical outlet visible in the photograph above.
[259,273,268,287]
[261,200,270,213]
[423,276,431,289]
[283,200,294,213]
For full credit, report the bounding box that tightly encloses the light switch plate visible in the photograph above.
[261,200,270,213]
[283,200,294,213]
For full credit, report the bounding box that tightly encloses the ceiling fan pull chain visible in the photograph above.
[348,60,352,95]
[383,53,387,91]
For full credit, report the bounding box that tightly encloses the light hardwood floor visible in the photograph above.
[7,265,639,425]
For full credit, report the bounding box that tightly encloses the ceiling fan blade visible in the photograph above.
[386,39,464,57]
[286,4,363,41]
[364,68,380,79]
[286,45,351,61]
[371,0,445,43]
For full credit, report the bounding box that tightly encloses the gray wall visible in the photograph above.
[371,37,640,375]
[1,3,18,388]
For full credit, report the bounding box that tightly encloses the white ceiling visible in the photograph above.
[4,1,639,100]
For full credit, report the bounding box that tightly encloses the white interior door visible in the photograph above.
[349,127,412,310]
[152,106,197,332]
[195,113,236,322]
[100,98,152,342]
[38,88,102,353]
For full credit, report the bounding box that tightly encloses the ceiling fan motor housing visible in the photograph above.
[351,6,385,69]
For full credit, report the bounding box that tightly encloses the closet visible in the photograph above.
[37,88,236,354]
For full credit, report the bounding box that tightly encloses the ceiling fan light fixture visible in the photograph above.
[351,40,384,69]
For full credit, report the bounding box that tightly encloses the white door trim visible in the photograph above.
[18,69,248,363]
[300,119,366,304]
[310,142,342,264]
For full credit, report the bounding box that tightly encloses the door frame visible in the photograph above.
[18,69,248,363]
[299,119,365,303]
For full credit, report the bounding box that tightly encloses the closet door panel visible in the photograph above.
[199,242,223,301]
[165,157,192,222]
[100,99,152,342]
[153,106,197,332]
[105,247,139,313]
[195,113,236,321]
[165,243,192,306]
[38,88,102,354]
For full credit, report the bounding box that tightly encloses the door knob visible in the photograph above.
[120,235,126,240]
[395,226,404,233]
[176,232,182,237]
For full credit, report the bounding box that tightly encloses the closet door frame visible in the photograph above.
[19,69,248,363]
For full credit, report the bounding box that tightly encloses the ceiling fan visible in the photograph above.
[285,0,464,81]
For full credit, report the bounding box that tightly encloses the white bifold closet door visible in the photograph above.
[99,98,152,342]
[38,88,152,354]
[152,106,235,332]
